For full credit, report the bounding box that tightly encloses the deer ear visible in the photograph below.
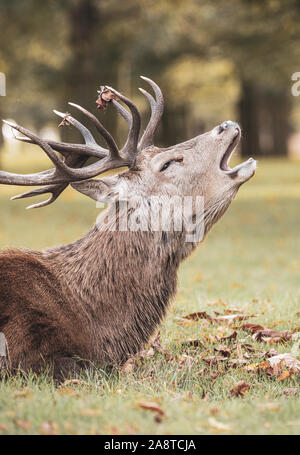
[71,176,120,203]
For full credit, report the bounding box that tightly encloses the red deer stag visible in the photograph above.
[0,77,256,379]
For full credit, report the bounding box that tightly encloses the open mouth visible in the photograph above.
[220,130,240,172]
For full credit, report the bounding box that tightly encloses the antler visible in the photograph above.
[0,76,164,208]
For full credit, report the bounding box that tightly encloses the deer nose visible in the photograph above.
[218,120,239,134]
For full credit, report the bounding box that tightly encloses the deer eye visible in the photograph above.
[161,160,174,171]
[160,158,183,172]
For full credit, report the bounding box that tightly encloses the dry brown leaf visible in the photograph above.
[181,311,252,327]
[244,362,261,372]
[268,353,300,374]
[16,419,32,430]
[80,408,102,417]
[214,314,253,326]
[214,344,232,357]
[203,355,228,364]
[180,339,203,348]
[96,87,119,110]
[60,379,90,388]
[218,331,237,341]
[40,421,58,435]
[58,113,72,128]
[283,387,299,396]
[241,323,265,333]
[209,406,221,416]
[0,423,7,432]
[138,401,166,420]
[277,370,290,382]
[14,388,32,399]
[230,381,250,397]
[57,387,78,396]
[253,329,292,343]
[228,358,248,367]
[181,311,212,321]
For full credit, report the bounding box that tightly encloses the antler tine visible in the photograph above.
[68,102,120,161]
[15,109,109,159]
[16,136,107,159]
[138,76,164,151]
[10,155,88,209]
[105,86,141,162]
[3,120,71,176]
[111,100,132,126]
[11,184,67,210]
[53,110,99,147]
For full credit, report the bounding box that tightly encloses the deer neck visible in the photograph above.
[43,205,193,363]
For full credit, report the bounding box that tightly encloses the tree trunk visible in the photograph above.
[268,91,291,156]
[238,80,260,158]
[61,0,118,145]
[239,80,291,157]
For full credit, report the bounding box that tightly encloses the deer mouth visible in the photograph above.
[220,130,240,172]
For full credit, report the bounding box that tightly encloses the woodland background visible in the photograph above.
[1,0,300,159]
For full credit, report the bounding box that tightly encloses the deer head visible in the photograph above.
[1,77,256,236]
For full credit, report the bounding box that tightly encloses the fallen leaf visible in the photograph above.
[230,381,250,397]
[241,323,265,333]
[58,113,72,128]
[180,339,203,348]
[57,387,78,396]
[218,331,237,341]
[253,330,292,343]
[96,86,119,110]
[16,419,31,430]
[181,311,212,321]
[40,421,58,435]
[228,358,248,367]
[203,355,228,364]
[214,314,253,326]
[80,408,102,417]
[59,379,90,388]
[244,362,261,372]
[138,401,166,420]
[214,344,232,357]
[14,388,32,399]
[268,353,300,374]
[283,388,299,397]
[277,370,290,382]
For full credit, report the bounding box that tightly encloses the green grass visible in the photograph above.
[0,148,299,435]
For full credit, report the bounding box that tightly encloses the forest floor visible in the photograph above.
[0,148,299,435]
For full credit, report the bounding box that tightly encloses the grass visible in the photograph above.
[0,146,299,435]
